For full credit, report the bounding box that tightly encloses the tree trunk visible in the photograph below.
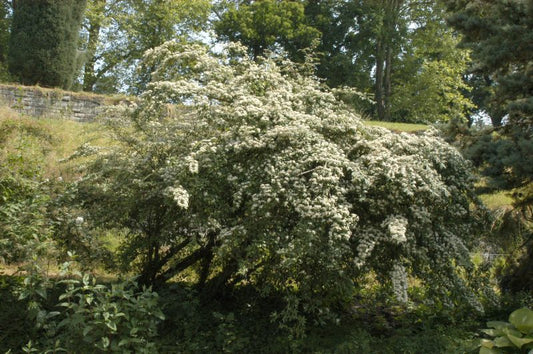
[375,0,402,121]
[375,37,385,120]
[197,231,217,290]
[83,0,105,92]
[384,41,393,121]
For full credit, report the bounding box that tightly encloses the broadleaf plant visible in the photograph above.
[480,308,533,353]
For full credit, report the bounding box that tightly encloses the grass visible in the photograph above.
[0,106,111,180]
[479,190,514,210]
[363,120,429,133]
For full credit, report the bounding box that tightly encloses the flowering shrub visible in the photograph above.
[73,41,487,329]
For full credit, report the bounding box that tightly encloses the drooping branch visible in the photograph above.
[153,232,220,288]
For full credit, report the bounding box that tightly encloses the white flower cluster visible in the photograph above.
[383,216,408,244]
[166,185,189,209]
[390,263,409,303]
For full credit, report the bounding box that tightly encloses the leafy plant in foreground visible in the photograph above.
[14,259,164,353]
[480,307,533,353]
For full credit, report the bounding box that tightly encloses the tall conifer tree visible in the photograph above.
[8,0,87,89]
[444,0,532,126]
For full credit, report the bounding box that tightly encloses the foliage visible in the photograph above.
[14,259,164,353]
[479,307,533,353]
[443,0,533,126]
[0,111,54,263]
[214,0,320,61]
[0,275,35,352]
[0,0,11,82]
[448,126,533,190]
[390,6,475,123]
[69,40,489,335]
[304,0,473,123]
[445,122,533,295]
[156,282,479,353]
[0,108,114,265]
[304,0,376,91]
[443,0,532,291]
[8,0,87,89]
[80,0,211,93]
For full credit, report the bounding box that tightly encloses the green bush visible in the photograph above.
[14,261,164,353]
[0,275,35,352]
[70,41,488,337]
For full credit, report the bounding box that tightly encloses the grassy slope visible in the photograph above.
[478,190,514,209]
[0,106,109,180]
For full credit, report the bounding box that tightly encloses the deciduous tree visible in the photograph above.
[214,0,320,61]
[80,0,211,93]
[305,0,473,123]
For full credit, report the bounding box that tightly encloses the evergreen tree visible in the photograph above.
[444,0,533,294]
[444,0,533,127]
[0,0,11,81]
[8,0,87,89]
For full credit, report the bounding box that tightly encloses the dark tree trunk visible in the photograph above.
[375,0,402,121]
[375,37,385,120]
[197,231,217,290]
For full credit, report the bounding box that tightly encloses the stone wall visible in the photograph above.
[0,84,132,122]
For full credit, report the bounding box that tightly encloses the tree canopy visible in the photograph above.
[214,0,320,61]
[80,0,211,93]
[303,0,473,123]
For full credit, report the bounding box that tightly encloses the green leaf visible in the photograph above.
[118,339,131,347]
[106,321,117,332]
[509,308,533,334]
[479,347,501,354]
[487,321,513,330]
[493,336,513,348]
[82,273,90,286]
[502,327,523,338]
[101,337,110,348]
[480,339,495,348]
[83,325,92,337]
[507,334,533,349]
[35,287,47,299]
[482,329,505,337]
[86,295,93,305]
